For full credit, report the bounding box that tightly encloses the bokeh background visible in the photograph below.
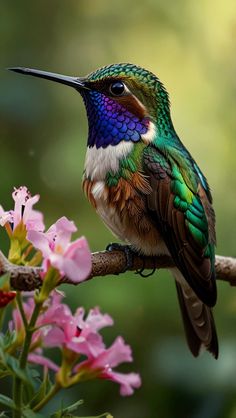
[1,1,236,417]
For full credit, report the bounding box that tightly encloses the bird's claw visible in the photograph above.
[135,266,156,278]
[106,243,134,273]
[135,256,157,278]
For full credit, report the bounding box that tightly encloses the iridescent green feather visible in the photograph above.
[171,165,209,248]
[144,145,214,271]
[105,142,146,186]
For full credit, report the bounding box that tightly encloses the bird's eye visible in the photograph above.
[109,81,125,96]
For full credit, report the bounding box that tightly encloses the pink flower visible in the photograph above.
[0,186,44,232]
[10,292,141,397]
[76,336,141,396]
[0,205,13,226]
[42,305,113,358]
[27,216,91,283]
[9,291,63,347]
[27,297,141,396]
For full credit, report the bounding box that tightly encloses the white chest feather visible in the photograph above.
[84,142,133,181]
[87,180,126,240]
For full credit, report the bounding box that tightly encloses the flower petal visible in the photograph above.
[63,237,92,282]
[25,210,45,232]
[76,306,113,336]
[67,332,105,357]
[0,208,13,226]
[27,230,51,257]
[103,370,141,396]
[54,216,77,233]
[28,353,59,372]
[12,186,29,204]
[12,186,30,228]
[43,327,65,347]
[93,337,133,368]
[51,216,77,249]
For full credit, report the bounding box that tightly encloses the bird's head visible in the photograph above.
[9,63,173,148]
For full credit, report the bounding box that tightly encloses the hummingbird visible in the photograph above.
[9,63,218,358]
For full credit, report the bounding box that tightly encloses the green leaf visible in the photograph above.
[76,414,113,418]
[22,408,44,418]
[23,379,36,406]
[0,348,8,368]
[69,415,112,418]
[0,367,11,379]
[0,273,11,288]
[50,412,61,418]
[0,412,11,417]
[0,330,17,350]
[50,400,112,418]
[51,412,112,418]
[62,400,84,414]
[28,367,41,380]
[21,366,40,405]
[29,370,52,409]
[51,415,112,418]
[4,352,28,381]
[0,394,16,410]
[51,400,84,418]
[50,412,62,418]
[0,348,34,387]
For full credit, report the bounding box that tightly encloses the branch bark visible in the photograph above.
[0,249,235,291]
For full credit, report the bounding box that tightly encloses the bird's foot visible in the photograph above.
[135,257,156,278]
[106,243,134,273]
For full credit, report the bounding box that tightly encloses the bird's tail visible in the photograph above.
[175,281,218,358]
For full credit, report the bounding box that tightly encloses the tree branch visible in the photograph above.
[0,249,235,291]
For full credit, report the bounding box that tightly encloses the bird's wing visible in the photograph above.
[143,145,216,307]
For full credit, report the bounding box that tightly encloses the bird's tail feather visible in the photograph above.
[175,281,218,358]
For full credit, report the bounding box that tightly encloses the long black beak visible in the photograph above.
[8,67,87,90]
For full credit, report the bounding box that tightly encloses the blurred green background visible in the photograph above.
[1,1,236,417]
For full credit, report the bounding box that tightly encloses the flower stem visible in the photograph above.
[16,292,28,329]
[13,377,22,418]
[13,300,42,418]
[4,222,13,238]
[33,382,60,412]
[21,244,33,262]
[20,301,42,368]
[0,308,6,331]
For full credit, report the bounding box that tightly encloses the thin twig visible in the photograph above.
[0,249,235,291]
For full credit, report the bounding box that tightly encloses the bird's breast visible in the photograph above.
[84,142,134,181]
[82,176,168,256]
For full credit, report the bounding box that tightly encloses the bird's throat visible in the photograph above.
[81,90,150,149]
